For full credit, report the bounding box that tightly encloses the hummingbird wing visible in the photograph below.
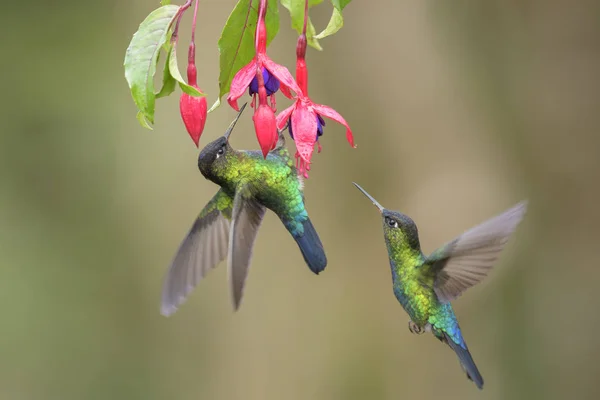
[424,201,527,303]
[161,189,233,316]
[228,187,267,310]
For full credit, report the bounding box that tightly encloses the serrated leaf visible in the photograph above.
[280,0,324,50]
[168,45,205,97]
[315,0,351,40]
[156,44,177,98]
[211,0,279,113]
[137,111,154,130]
[124,5,180,125]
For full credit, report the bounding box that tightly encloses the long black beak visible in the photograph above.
[224,102,248,141]
[353,182,384,214]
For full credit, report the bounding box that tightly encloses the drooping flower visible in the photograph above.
[276,34,354,177]
[179,42,207,147]
[178,0,207,147]
[226,0,301,114]
[226,0,302,158]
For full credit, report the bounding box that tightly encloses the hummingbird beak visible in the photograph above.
[224,102,248,141]
[353,182,384,213]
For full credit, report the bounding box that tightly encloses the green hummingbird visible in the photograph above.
[353,183,527,389]
[161,104,327,315]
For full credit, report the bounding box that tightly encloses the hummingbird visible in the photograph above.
[161,103,327,315]
[353,183,527,389]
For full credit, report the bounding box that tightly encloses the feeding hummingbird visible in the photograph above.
[353,183,527,389]
[161,104,327,315]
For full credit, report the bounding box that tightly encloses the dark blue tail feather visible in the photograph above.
[444,333,484,390]
[293,218,327,274]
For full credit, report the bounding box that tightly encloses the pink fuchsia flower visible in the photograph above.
[276,34,355,177]
[178,0,207,147]
[226,1,301,113]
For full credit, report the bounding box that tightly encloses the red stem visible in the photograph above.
[295,0,309,94]
[186,0,200,86]
[171,0,193,43]
[191,0,199,42]
[297,0,309,61]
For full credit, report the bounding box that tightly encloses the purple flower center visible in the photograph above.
[249,67,280,96]
[288,114,326,141]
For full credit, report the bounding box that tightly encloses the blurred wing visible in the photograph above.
[161,190,233,316]
[228,187,266,311]
[425,201,527,303]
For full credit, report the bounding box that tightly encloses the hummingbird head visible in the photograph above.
[353,182,421,252]
[197,103,247,184]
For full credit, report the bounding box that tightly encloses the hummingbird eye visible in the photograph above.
[216,147,225,158]
[386,217,398,228]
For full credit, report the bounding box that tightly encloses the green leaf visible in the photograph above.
[280,0,324,50]
[167,45,205,97]
[155,44,177,98]
[306,19,322,50]
[332,0,351,9]
[315,0,351,40]
[137,111,153,130]
[160,0,171,5]
[124,5,179,127]
[210,0,279,113]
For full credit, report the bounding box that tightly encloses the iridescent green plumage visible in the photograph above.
[161,105,326,315]
[203,144,308,237]
[353,182,527,390]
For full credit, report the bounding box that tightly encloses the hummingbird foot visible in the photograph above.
[408,320,425,335]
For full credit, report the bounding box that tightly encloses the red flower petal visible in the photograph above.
[291,101,318,167]
[276,103,295,130]
[227,59,258,111]
[253,103,278,158]
[263,57,303,97]
[279,83,293,99]
[312,104,355,147]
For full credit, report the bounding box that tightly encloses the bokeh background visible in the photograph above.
[2,0,600,399]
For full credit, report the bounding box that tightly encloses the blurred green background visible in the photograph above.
[2,0,600,399]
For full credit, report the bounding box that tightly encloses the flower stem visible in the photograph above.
[302,0,308,36]
[191,0,199,43]
[171,0,193,44]
[295,0,309,94]
[186,0,200,85]
[296,0,308,60]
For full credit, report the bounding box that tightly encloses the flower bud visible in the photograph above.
[253,103,278,158]
[180,89,207,147]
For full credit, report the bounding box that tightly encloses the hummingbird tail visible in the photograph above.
[444,333,484,390]
[293,218,327,274]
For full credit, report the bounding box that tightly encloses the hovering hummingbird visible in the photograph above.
[161,104,327,316]
[353,183,527,389]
